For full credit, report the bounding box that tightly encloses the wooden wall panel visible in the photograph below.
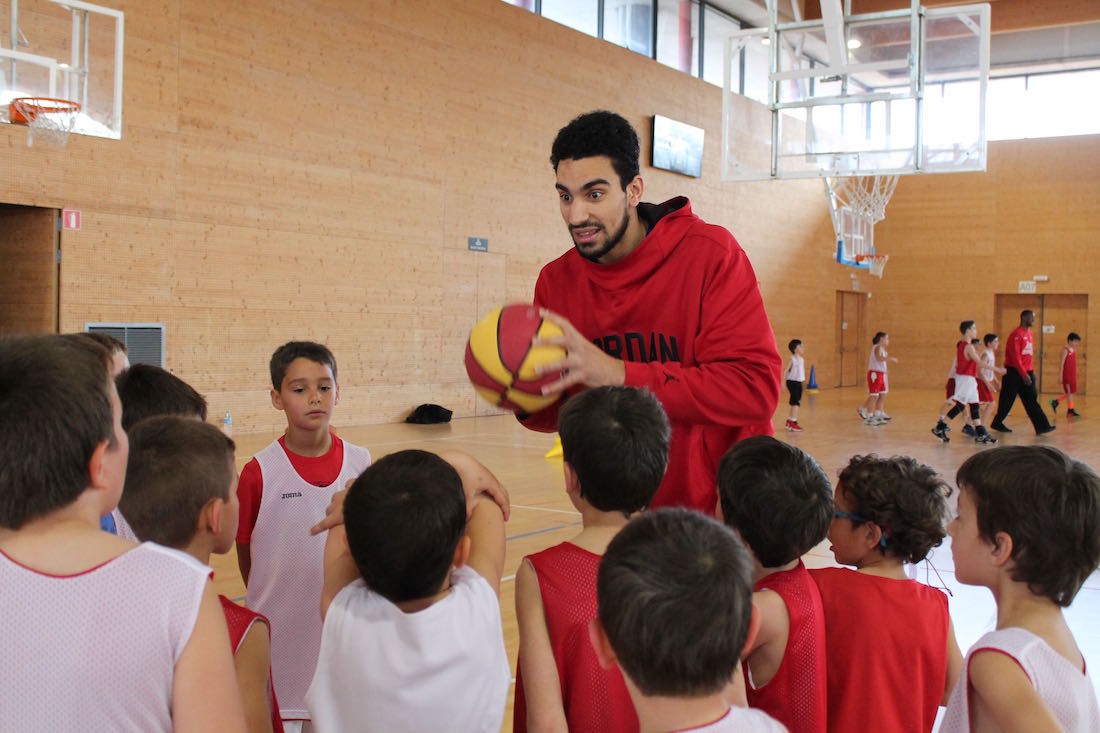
[1,0,862,430]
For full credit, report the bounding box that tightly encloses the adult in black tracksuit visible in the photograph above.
[991,309,1055,435]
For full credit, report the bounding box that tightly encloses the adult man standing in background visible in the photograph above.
[992,309,1055,435]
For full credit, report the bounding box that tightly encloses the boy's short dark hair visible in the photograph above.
[120,416,236,549]
[116,364,208,431]
[550,110,640,189]
[838,455,952,564]
[959,320,975,334]
[597,508,754,698]
[788,339,802,353]
[1068,332,1081,342]
[983,333,998,346]
[343,450,466,603]
[872,331,887,345]
[269,341,338,391]
[76,331,127,354]
[956,446,1100,607]
[970,338,981,346]
[718,436,833,568]
[557,387,669,516]
[0,335,114,529]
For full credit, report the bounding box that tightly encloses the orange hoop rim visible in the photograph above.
[854,253,889,263]
[9,97,81,125]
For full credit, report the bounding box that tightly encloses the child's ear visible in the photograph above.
[204,498,225,536]
[270,388,284,411]
[588,618,618,670]
[87,438,110,490]
[866,522,885,552]
[741,604,762,659]
[563,462,580,498]
[452,535,471,568]
[990,531,1015,568]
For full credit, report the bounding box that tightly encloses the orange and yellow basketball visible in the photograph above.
[464,304,565,413]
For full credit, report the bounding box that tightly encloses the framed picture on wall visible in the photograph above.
[652,115,704,178]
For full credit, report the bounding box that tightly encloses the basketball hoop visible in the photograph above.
[9,97,81,147]
[857,253,889,278]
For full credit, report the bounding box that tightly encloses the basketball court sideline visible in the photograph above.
[211,385,1100,733]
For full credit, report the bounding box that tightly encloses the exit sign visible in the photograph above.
[1017,280,1037,294]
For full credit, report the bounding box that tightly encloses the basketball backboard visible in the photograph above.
[722,0,990,181]
[0,0,124,139]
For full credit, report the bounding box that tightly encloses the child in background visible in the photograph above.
[1051,332,1083,418]
[784,340,806,432]
[109,364,210,541]
[941,446,1100,731]
[810,455,963,733]
[932,322,996,444]
[235,341,372,730]
[978,333,1005,428]
[858,332,897,426]
[591,509,786,732]
[120,416,283,733]
[717,436,832,733]
[0,335,245,732]
[514,386,670,733]
[73,330,130,375]
[306,449,510,732]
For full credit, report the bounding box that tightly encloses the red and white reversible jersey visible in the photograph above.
[0,542,209,732]
[246,438,371,721]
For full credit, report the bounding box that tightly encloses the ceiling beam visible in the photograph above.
[800,0,1100,33]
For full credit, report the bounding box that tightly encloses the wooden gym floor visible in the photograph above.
[210,386,1100,731]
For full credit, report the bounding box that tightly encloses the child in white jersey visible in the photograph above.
[121,416,284,733]
[978,333,1005,428]
[306,449,510,732]
[0,335,245,733]
[784,339,806,432]
[235,341,372,730]
[591,509,787,733]
[941,446,1100,732]
[858,331,897,426]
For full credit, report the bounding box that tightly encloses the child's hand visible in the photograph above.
[438,450,511,521]
[309,479,355,535]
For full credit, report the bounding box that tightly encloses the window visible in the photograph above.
[701,5,739,86]
[541,0,599,38]
[988,69,1100,140]
[604,0,654,57]
[656,0,698,74]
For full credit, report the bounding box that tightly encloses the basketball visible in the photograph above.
[465,304,566,413]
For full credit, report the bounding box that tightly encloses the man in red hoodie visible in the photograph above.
[518,110,782,514]
[991,309,1055,435]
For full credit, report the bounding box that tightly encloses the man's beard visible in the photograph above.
[571,203,630,263]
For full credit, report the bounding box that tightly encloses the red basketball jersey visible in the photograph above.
[956,341,977,377]
[514,542,638,733]
[746,561,827,733]
[219,595,285,733]
[811,567,949,733]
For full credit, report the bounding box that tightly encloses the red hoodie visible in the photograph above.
[520,197,781,512]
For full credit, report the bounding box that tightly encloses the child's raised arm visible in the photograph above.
[320,525,360,619]
[515,559,569,732]
[439,451,507,595]
[966,650,1064,732]
[173,582,247,733]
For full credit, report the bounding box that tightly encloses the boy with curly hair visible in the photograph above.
[810,455,963,732]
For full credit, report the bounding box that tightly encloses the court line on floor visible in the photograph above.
[510,504,581,516]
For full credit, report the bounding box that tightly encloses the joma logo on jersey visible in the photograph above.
[280,491,303,499]
[593,331,680,363]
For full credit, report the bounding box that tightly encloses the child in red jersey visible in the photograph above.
[810,455,963,733]
[1050,332,1082,418]
[235,341,372,730]
[592,509,786,732]
[514,386,671,733]
[121,416,283,733]
[932,322,996,444]
[717,436,833,733]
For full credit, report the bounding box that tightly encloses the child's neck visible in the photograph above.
[571,505,632,555]
[855,552,907,580]
[633,690,730,733]
[756,558,799,581]
[395,577,453,614]
[283,425,332,457]
[993,582,1067,632]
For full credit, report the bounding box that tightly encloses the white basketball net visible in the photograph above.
[826,174,899,267]
[864,254,889,278]
[13,98,80,147]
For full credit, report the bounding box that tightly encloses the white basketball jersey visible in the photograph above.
[786,354,805,382]
[941,627,1100,732]
[247,438,371,721]
[306,567,511,733]
[980,348,996,382]
[868,346,888,373]
[110,508,140,542]
[0,542,209,732]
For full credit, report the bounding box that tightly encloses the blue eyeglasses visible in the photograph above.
[834,510,889,549]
